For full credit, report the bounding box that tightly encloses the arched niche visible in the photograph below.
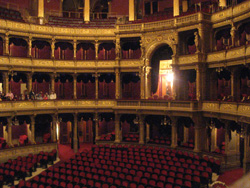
[149,44,173,98]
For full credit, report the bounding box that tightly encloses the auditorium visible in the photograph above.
[0,0,249,187]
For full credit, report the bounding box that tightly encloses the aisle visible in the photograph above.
[217,168,243,186]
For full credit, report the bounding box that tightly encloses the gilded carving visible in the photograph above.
[57,101,74,106]
[36,101,53,107]
[10,58,32,66]
[78,101,95,106]
[97,61,115,67]
[34,60,53,66]
[14,102,33,108]
[56,61,74,67]
[98,100,115,106]
[178,54,198,64]
[206,51,225,62]
[121,60,142,67]
[226,47,245,59]
[77,61,95,67]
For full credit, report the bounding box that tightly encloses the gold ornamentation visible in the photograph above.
[77,61,95,67]
[78,101,95,106]
[57,101,74,106]
[14,102,33,108]
[56,61,74,67]
[34,60,53,66]
[97,61,115,67]
[98,100,115,106]
[36,101,53,107]
[120,60,143,67]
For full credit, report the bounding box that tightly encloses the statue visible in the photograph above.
[194,31,200,53]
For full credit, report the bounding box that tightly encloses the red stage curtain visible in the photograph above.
[99,120,107,135]
[9,80,21,97]
[132,82,140,99]
[63,81,73,99]
[9,44,27,57]
[133,48,141,59]
[39,45,51,59]
[12,124,27,140]
[54,48,60,59]
[108,81,115,99]
[107,120,115,133]
[122,121,130,137]
[86,81,95,99]
[37,80,49,94]
[77,81,83,99]
[65,48,73,60]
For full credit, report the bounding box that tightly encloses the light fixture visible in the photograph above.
[161,116,169,126]
[166,72,174,82]
[12,117,19,126]
[133,116,139,125]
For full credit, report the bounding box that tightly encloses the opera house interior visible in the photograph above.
[0,0,250,187]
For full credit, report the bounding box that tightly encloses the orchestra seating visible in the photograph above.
[0,7,24,22]
[123,133,139,142]
[16,144,220,188]
[0,149,57,187]
[149,136,171,145]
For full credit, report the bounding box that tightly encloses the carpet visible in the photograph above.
[217,168,243,186]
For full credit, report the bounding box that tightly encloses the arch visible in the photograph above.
[145,42,173,65]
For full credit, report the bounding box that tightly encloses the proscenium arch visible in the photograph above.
[145,42,174,66]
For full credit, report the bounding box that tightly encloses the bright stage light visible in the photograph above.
[166,72,174,82]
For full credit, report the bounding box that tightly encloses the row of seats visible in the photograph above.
[123,133,139,142]
[148,136,171,145]
[17,144,220,188]
[0,149,57,187]
[47,16,116,28]
[0,7,24,22]
[98,132,115,141]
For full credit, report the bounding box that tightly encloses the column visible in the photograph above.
[183,126,189,143]
[95,40,99,60]
[73,39,77,60]
[211,126,217,152]
[28,36,32,57]
[196,64,201,101]
[30,115,36,144]
[73,74,77,99]
[2,72,9,94]
[230,68,239,101]
[94,113,99,141]
[3,34,9,56]
[115,38,121,60]
[182,0,188,12]
[50,73,55,93]
[84,0,90,22]
[139,67,145,99]
[173,0,180,17]
[171,117,178,148]
[129,0,135,21]
[73,113,78,153]
[51,114,57,142]
[26,72,33,93]
[139,115,144,144]
[7,117,13,147]
[115,113,121,143]
[94,73,99,99]
[198,24,205,53]
[146,123,150,142]
[145,66,151,99]
[219,0,227,7]
[115,69,120,99]
[51,38,55,59]
[193,115,206,152]
[38,0,44,24]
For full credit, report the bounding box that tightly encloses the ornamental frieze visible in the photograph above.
[206,51,226,62]
[77,101,95,106]
[34,60,53,67]
[77,61,95,67]
[55,61,74,67]
[97,61,115,67]
[226,46,245,60]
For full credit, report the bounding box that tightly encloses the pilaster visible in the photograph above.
[114,113,121,143]
[146,123,150,142]
[2,72,9,94]
[139,66,145,99]
[95,40,99,60]
[193,114,206,152]
[173,0,180,17]
[73,113,78,153]
[129,0,135,21]
[115,68,120,99]
[171,117,178,148]
[27,72,33,93]
[145,66,151,99]
[94,113,99,141]
[73,39,77,60]
[38,0,44,24]
[7,117,13,147]
[51,38,55,59]
[30,115,36,144]
[139,114,144,144]
[3,33,9,56]
[28,36,32,57]
[50,73,55,93]
[51,114,57,142]
[73,74,77,99]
